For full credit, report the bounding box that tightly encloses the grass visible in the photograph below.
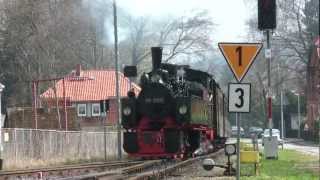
[241,149,319,180]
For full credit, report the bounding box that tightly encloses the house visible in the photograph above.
[306,36,320,134]
[40,65,140,130]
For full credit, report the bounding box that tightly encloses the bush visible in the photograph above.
[313,121,320,142]
[302,121,320,142]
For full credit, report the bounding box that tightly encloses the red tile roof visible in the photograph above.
[40,69,141,102]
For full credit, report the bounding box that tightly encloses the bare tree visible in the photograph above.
[241,0,319,127]
[0,0,114,106]
[120,10,215,70]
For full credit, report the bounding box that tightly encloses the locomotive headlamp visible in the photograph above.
[123,106,132,116]
[225,143,236,156]
[151,74,161,83]
[178,105,188,115]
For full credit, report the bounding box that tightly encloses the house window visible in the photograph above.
[78,104,86,117]
[92,103,101,116]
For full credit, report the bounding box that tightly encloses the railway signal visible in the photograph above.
[219,42,262,180]
[258,0,277,30]
[258,0,278,160]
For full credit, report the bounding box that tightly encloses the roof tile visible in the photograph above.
[41,70,140,102]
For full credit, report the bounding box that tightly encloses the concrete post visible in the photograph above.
[113,0,122,160]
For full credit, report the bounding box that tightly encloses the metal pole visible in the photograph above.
[113,0,122,160]
[104,115,107,161]
[63,78,67,131]
[0,88,3,155]
[278,63,284,139]
[280,90,284,139]
[34,82,38,129]
[266,30,272,137]
[297,93,301,139]
[236,113,240,180]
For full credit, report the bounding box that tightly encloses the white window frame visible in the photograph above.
[77,104,87,117]
[92,103,101,116]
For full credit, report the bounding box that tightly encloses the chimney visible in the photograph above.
[76,64,81,76]
[151,47,162,71]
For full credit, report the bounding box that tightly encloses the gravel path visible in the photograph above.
[167,153,236,180]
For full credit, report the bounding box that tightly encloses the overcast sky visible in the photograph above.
[117,0,252,43]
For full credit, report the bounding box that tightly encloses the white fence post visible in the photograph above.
[49,131,52,158]
[14,129,17,163]
[29,129,33,159]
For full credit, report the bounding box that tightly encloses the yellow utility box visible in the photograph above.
[240,151,260,163]
[240,150,260,175]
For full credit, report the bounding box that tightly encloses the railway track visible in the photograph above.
[0,160,142,180]
[128,149,224,180]
[61,149,224,180]
[1,150,224,179]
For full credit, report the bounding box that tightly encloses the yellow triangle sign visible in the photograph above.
[218,43,262,82]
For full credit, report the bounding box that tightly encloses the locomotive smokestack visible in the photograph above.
[151,47,162,71]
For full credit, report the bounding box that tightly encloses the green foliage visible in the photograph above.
[241,150,319,179]
[284,91,306,114]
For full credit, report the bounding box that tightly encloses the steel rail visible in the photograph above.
[129,150,224,180]
[0,160,140,179]
[53,150,224,180]
[55,160,162,180]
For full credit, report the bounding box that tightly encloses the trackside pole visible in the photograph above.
[266,30,272,138]
[113,0,122,160]
[236,112,240,180]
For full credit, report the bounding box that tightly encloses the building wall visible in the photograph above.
[7,98,121,131]
[74,99,118,130]
[6,107,78,130]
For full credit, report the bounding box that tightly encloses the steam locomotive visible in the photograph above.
[121,47,230,159]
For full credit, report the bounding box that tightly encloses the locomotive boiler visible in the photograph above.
[121,47,230,159]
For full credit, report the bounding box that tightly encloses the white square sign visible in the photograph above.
[228,83,251,113]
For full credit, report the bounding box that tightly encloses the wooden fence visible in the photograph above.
[0,128,121,169]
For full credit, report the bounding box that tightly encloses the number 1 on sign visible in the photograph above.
[236,46,242,66]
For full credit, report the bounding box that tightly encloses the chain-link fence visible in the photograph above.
[0,128,121,169]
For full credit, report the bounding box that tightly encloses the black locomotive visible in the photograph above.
[121,47,230,158]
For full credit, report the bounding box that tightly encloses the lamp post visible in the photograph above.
[280,90,284,139]
[0,84,4,140]
[0,83,5,169]
[297,93,301,139]
[277,64,285,139]
[0,83,4,123]
[292,91,301,139]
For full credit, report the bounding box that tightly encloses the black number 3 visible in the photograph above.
[235,88,244,108]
